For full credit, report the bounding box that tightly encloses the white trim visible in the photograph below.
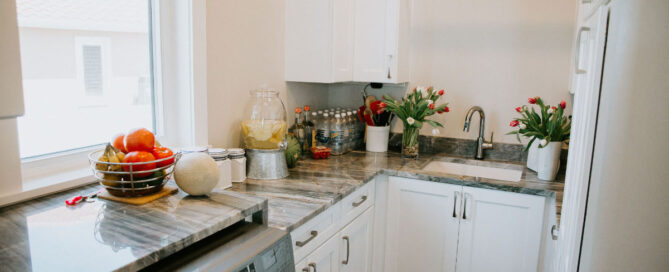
[153,0,207,149]
[557,4,609,272]
[191,0,208,146]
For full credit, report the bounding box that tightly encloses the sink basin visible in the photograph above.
[422,159,523,182]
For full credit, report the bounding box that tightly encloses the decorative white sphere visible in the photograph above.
[174,153,219,196]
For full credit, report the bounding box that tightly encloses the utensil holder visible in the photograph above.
[366,125,390,153]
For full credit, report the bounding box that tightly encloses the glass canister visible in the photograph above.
[241,88,288,150]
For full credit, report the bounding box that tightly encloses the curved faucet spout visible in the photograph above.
[462,106,493,160]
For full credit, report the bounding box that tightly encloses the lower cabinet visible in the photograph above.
[339,207,374,272]
[295,206,375,272]
[455,186,546,272]
[296,233,340,272]
[384,177,547,272]
[383,177,461,272]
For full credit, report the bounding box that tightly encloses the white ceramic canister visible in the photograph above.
[229,148,246,182]
[537,142,562,181]
[366,125,390,153]
[209,148,232,189]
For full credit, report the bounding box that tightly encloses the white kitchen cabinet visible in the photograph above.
[339,207,374,272]
[383,177,547,272]
[455,186,546,272]
[569,1,609,94]
[352,0,411,83]
[384,177,461,272]
[285,0,410,83]
[296,233,341,272]
[285,0,355,83]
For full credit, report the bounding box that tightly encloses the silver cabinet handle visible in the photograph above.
[352,195,367,207]
[387,55,393,79]
[309,263,317,272]
[302,267,310,272]
[462,193,469,220]
[342,236,350,265]
[551,225,559,240]
[452,191,460,218]
[582,0,592,3]
[575,26,591,74]
[296,231,318,247]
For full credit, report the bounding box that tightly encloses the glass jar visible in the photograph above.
[241,88,287,150]
[228,148,246,182]
[209,148,232,189]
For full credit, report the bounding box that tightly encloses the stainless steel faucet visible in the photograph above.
[463,106,493,160]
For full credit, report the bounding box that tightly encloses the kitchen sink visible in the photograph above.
[422,159,524,182]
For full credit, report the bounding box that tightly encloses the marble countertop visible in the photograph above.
[0,184,267,271]
[229,151,564,232]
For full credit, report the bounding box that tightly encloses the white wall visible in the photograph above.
[206,0,328,148]
[329,0,577,144]
[579,1,669,271]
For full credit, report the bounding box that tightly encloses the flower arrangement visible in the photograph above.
[382,86,450,157]
[507,96,571,149]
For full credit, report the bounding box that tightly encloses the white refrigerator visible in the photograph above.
[573,0,669,271]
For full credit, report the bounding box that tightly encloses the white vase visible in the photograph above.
[365,125,390,152]
[537,141,562,181]
[526,140,540,172]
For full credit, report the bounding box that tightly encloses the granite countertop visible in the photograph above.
[0,184,267,271]
[229,151,564,232]
[0,150,563,271]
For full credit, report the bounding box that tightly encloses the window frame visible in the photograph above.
[1,0,208,207]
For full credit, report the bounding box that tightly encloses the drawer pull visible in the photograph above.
[352,195,368,207]
[295,230,318,247]
[309,262,317,272]
[342,236,350,265]
[302,267,310,272]
[452,191,460,218]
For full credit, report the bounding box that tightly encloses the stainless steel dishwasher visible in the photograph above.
[143,221,294,272]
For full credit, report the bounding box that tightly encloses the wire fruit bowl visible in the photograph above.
[88,150,181,197]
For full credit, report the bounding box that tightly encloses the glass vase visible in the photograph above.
[401,126,419,158]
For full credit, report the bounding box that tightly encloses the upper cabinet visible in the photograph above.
[285,0,410,83]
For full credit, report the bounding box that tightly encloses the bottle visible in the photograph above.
[346,111,355,152]
[342,112,351,153]
[330,114,345,155]
[289,107,305,152]
[303,106,315,152]
[316,113,330,146]
[309,112,318,150]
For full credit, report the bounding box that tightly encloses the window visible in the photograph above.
[15,0,155,158]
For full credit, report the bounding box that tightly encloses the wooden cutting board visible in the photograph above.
[98,186,179,205]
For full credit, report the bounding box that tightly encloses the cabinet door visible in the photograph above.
[340,207,374,272]
[456,187,546,272]
[305,233,340,272]
[286,0,354,83]
[353,0,389,82]
[384,177,461,272]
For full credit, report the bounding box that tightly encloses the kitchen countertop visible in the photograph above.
[229,151,564,232]
[0,184,267,271]
[0,150,563,271]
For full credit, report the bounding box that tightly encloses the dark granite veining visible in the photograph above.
[0,182,267,272]
[229,151,564,232]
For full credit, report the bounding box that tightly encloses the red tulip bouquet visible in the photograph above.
[507,96,571,149]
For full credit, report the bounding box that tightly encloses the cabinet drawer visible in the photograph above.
[291,202,342,264]
[340,181,375,227]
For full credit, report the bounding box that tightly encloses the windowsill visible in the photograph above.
[0,145,102,208]
[0,169,96,208]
